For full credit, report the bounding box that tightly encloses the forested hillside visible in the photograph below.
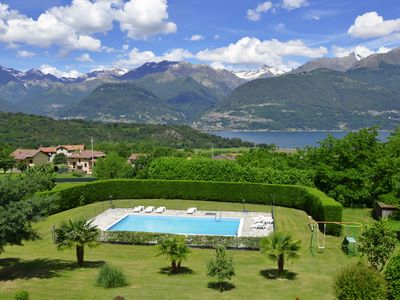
[0,112,252,148]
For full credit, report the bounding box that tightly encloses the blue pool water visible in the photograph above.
[107,215,241,236]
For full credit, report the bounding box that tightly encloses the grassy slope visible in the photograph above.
[0,200,368,300]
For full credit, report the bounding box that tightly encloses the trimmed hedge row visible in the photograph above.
[101,231,261,250]
[42,179,342,233]
[148,157,314,186]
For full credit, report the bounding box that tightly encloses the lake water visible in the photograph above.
[211,131,392,148]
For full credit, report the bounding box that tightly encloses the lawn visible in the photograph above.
[0,200,368,300]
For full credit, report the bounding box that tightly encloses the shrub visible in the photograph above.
[333,262,387,300]
[14,290,29,300]
[385,254,400,300]
[101,231,261,249]
[148,157,314,186]
[40,179,342,234]
[96,264,128,288]
[207,245,235,292]
[71,171,84,177]
[358,220,397,271]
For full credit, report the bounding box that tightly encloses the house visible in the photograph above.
[128,153,145,164]
[67,150,105,174]
[374,202,398,219]
[11,149,48,167]
[39,147,58,162]
[56,144,86,157]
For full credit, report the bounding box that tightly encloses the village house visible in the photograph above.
[38,147,58,162]
[11,149,48,167]
[67,150,105,174]
[56,144,86,157]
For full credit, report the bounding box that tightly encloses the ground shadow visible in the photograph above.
[158,266,194,276]
[259,268,297,280]
[0,258,104,281]
[207,281,236,292]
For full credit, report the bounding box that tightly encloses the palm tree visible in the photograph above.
[158,236,191,273]
[260,232,301,274]
[55,218,100,267]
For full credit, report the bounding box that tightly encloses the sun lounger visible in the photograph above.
[250,222,266,230]
[133,206,144,213]
[144,206,155,213]
[187,207,197,214]
[155,206,166,213]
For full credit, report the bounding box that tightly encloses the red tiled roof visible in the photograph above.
[57,144,86,151]
[69,150,105,159]
[11,149,42,160]
[39,147,57,153]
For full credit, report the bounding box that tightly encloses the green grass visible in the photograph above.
[0,200,371,300]
[53,182,88,190]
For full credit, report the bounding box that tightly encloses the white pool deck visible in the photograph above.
[91,208,274,237]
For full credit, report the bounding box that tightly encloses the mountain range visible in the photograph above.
[1,47,400,130]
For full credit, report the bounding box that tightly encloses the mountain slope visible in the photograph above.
[0,97,19,112]
[0,112,252,148]
[293,54,358,73]
[199,67,400,130]
[62,82,182,123]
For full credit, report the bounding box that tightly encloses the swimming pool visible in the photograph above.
[107,215,242,236]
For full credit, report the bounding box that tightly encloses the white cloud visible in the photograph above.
[0,0,177,53]
[116,47,193,67]
[39,64,82,78]
[332,45,377,59]
[115,0,176,39]
[17,50,35,58]
[214,35,220,40]
[122,44,129,51]
[247,2,273,21]
[348,12,400,39]
[75,53,93,62]
[196,37,327,69]
[185,34,204,41]
[0,3,102,52]
[281,0,308,11]
[48,0,116,34]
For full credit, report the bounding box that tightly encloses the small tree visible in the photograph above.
[55,218,100,267]
[333,262,387,300]
[93,152,132,179]
[385,253,400,300]
[158,236,191,273]
[260,232,300,274]
[207,245,235,292]
[0,149,16,173]
[358,220,397,271]
[53,153,67,165]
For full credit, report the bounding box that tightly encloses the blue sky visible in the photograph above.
[0,0,399,77]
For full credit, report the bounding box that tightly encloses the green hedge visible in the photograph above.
[148,157,314,186]
[42,179,342,234]
[101,231,261,249]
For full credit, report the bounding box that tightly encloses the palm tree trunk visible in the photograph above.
[278,254,284,274]
[171,260,177,273]
[177,261,181,271]
[76,245,84,267]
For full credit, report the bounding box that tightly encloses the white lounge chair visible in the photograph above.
[250,222,266,230]
[133,206,144,213]
[187,207,197,214]
[144,206,155,213]
[155,206,166,213]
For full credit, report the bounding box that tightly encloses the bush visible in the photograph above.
[385,254,400,300]
[96,264,128,288]
[14,290,29,300]
[71,171,84,177]
[148,157,314,186]
[102,231,261,249]
[41,179,342,234]
[333,262,387,300]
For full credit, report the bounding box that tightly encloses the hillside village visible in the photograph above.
[11,144,106,174]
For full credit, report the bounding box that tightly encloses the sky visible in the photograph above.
[0,0,399,77]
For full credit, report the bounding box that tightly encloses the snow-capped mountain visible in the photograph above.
[82,66,128,80]
[233,65,286,81]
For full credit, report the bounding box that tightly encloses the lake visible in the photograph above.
[211,131,392,148]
